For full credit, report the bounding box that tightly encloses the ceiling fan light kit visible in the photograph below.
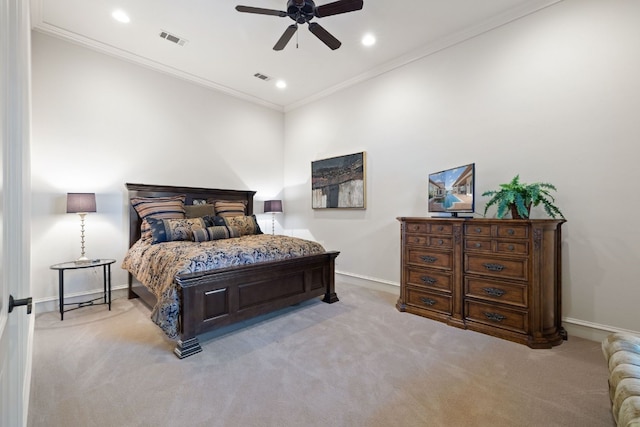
[236,0,364,51]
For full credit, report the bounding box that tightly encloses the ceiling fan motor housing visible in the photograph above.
[287,0,316,23]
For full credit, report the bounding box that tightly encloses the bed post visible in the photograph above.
[322,251,340,304]
[174,338,202,359]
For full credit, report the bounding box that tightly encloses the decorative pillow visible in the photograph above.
[184,204,215,218]
[131,195,186,241]
[192,226,242,242]
[210,200,247,217]
[222,215,263,236]
[147,217,207,244]
[202,215,227,226]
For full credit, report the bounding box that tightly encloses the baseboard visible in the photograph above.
[34,284,129,314]
[562,318,640,342]
[336,270,399,294]
[336,271,640,343]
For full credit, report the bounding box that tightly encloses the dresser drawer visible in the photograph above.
[407,287,452,315]
[428,236,453,249]
[407,248,453,270]
[496,224,529,239]
[465,239,529,256]
[407,267,452,292]
[465,254,528,281]
[405,222,454,235]
[465,223,529,239]
[495,240,528,256]
[406,234,427,245]
[465,300,528,334]
[465,224,491,237]
[465,277,527,307]
[405,222,429,234]
[429,223,453,235]
[465,238,492,252]
[406,234,453,249]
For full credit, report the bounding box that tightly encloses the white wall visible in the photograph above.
[30,32,285,304]
[283,0,640,336]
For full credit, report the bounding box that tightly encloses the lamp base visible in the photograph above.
[75,256,91,265]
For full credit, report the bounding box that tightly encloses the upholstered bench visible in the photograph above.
[602,332,640,426]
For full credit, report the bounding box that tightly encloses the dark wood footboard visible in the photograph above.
[173,250,339,358]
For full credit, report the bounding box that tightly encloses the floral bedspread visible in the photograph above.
[121,235,326,339]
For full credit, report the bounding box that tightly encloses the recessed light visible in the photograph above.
[276,80,287,89]
[362,33,376,47]
[112,10,130,23]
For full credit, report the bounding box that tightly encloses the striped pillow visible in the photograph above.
[192,225,241,242]
[210,200,247,218]
[131,195,186,241]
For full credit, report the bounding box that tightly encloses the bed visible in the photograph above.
[123,183,339,358]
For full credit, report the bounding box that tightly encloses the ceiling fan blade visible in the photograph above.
[273,25,298,51]
[315,0,363,18]
[308,22,341,50]
[235,5,287,17]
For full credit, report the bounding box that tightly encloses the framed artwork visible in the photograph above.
[312,152,366,209]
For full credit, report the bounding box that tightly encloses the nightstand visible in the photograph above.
[50,259,116,320]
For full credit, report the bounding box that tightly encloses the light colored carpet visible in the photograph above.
[28,282,613,427]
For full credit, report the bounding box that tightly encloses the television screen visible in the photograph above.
[428,163,475,217]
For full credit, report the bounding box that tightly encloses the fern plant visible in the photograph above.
[482,175,564,219]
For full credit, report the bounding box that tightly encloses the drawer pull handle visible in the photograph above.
[420,297,437,306]
[475,243,482,248]
[421,255,438,263]
[414,238,421,243]
[482,287,506,297]
[475,227,481,233]
[483,263,505,272]
[438,226,444,231]
[508,245,515,251]
[507,229,515,235]
[421,276,437,285]
[484,312,506,322]
[438,239,444,245]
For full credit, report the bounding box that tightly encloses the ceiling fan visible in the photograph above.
[235,0,364,51]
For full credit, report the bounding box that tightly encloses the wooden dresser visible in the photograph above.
[397,217,565,348]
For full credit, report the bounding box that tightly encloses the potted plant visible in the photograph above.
[482,175,565,219]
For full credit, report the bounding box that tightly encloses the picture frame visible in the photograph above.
[312,152,366,209]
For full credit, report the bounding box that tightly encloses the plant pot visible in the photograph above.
[510,204,531,219]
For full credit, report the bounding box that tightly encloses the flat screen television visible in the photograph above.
[428,163,475,217]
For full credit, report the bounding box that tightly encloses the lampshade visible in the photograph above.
[264,200,283,213]
[66,193,96,214]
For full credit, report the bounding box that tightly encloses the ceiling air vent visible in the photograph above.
[160,30,188,46]
[254,73,272,81]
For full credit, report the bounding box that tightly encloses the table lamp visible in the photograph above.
[263,200,283,235]
[67,192,96,262]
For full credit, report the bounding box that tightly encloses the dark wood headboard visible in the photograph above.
[125,183,256,248]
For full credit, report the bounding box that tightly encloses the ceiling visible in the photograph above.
[31,0,561,111]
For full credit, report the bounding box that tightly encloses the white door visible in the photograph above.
[1,0,33,425]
